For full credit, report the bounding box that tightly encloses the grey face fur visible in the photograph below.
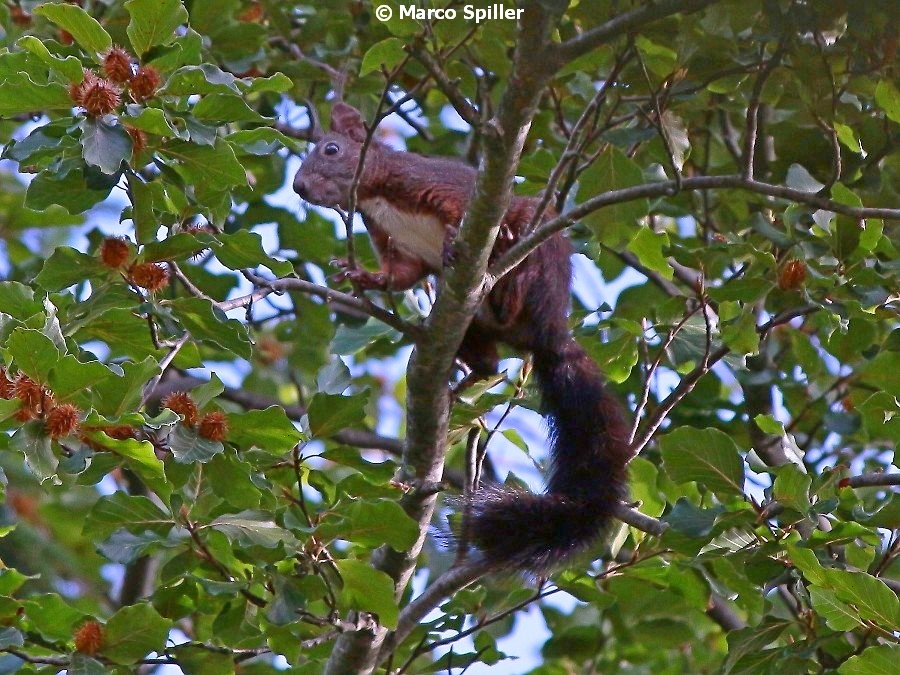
[292,103,370,209]
[292,134,365,209]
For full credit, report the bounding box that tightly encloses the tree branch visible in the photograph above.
[324,4,569,672]
[846,472,900,489]
[551,0,722,67]
[489,174,900,283]
[242,272,420,339]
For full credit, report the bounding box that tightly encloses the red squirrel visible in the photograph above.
[293,103,632,571]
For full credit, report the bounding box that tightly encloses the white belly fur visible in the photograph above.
[360,197,446,269]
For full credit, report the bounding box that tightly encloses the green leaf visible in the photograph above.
[22,594,85,641]
[839,644,900,675]
[169,424,224,463]
[0,282,41,319]
[7,328,61,382]
[874,80,900,123]
[377,0,420,36]
[208,511,298,548]
[307,392,368,438]
[361,38,407,76]
[634,35,677,77]
[103,603,171,664]
[84,492,172,538]
[68,654,107,675]
[215,230,292,275]
[123,107,180,137]
[239,72,293,94]
[322,446,396,483]
[0,569,31,596]
[96,529,163,564]
[225,406,304,455]
[125,0,188,56]
[707,278,772,304]
[161,64,240,96]
[833,122,863,153]
[166,297,252,358]
[661,498,724,538]
[127,174,158,243]
[335,559,399,628]
[226,127,301,153]
[332,318,400,355]
[94,357,160,417]
[206,453,262,509]
[786,539,827,585]
[773,464,811,512]
[192,94,268,122]
[821,568,900,630]
[753,414,784,435]
[786,163,824,193]
[34,246,106,291]
[329,500,418,550]
[660,427,744,496]
[25,168,115,214]
[159,139,248,190]
[106,436,170,499]
[583,332,639,383]
[317,358,352,395]
[0,73,72,117]
[579,147,648,237]
[809,586,862,631]
[721,312,759,355]
[169,644,235,675]
[12,422,58,483]
[80,118,133,175]
[33,3,112,56]
[49,355,115,401]
[859,352,900,397]
[723,620,792,674]
[16,36,83,81]
[141,232,216,262]
[626,227,673,280]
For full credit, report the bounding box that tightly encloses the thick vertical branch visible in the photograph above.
[322,4,565,673]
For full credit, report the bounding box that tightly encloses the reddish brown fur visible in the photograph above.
[293,103,632,571]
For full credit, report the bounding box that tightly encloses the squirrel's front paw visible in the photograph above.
[331,265,387,290]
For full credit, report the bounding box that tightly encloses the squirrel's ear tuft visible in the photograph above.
[330,103,367,142]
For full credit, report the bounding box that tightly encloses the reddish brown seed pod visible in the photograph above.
[162,391,199,426]
[129,65,161,102]
[13,375,52,414]
[99,237,132,268]
[778,259,807,291]
[125,125,147,155]
[237,1,264,22]
[102,46,134,84]
[45,403,81,439]
[0,367,13,399]
[13,407,38,423]
[73,620,105,655]
[80,77,122,117]
[69,69,98,105]
[198,411,229,441]
[129,262,169,292]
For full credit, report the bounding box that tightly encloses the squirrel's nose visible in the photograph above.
[292,173,309,199]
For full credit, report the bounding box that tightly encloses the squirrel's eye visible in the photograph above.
[323,142,340,156]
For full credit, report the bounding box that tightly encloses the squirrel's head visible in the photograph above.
[293,103,371,209]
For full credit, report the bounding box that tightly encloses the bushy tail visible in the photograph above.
[466,338,632,572]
